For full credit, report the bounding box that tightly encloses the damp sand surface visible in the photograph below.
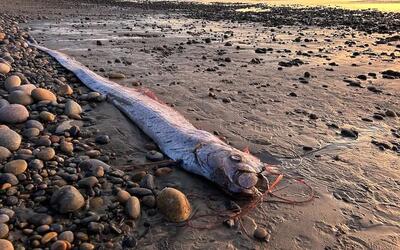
[2,0,400,248]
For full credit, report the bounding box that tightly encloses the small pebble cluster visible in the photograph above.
[0,15,191,249]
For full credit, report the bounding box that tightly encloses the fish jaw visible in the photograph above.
[195,142,264,196]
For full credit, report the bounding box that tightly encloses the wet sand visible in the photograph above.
[1,0,400,249]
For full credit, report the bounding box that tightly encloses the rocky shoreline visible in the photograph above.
[0,15,195,250]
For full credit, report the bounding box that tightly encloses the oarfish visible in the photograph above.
[31,43,267,196]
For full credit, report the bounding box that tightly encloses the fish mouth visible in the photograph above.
[231,171,266,197]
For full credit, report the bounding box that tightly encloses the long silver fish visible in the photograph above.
[32,43,267,196]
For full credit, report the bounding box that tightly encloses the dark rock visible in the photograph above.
[50,185,85,213]
[127,187,153,197]
[140,174,155,190]
[28,213,53,226]
[95,135,110,144]
[340,128,358,138]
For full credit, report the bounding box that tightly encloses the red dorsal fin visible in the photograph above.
[138,88,163,104]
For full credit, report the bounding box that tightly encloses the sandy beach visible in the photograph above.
[0,0,399,249]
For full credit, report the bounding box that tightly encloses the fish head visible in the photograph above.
[196,143,265,197]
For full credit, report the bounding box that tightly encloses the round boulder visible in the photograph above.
[0,104,29,123]
[31,88,57,102]
[25,120,44,131]
[8,90,33,106]
[36,147,55,161]
[156,187,191,222]
[126,196,140,219]
[4,75,21,91]
[0,147,11,161]
[14,84,36,95]
[39,111,56,122]
[4,160,27,175]
[0,63,11,75]
[50,185,85,213]
[64,99,82,118]
[0,126,21,151]
[0,239,13,250]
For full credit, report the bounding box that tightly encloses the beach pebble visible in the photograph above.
[0,126,21,151]
[79,243,95,250]
[0,209,14,219]
[40,111,56,122]
[22,127,40,138]
[79,159,111,172]
[51,240,69,250]
[4,160,27,175]
[0,239,13,250]
[58,231,74,243]
[57,84,73,95]
[14,83,36,95]
[36,225,50,234]
[0,63,11,75]
[28,213,53,226]
[155,167,172,176]
[87,165,104,178]
[77,176,98,188]
[25,120,44,131]
[0,173,18,186]
[51,185,85,213]
[341,128,358,138]
[156,187,191,222]
[126,196,140,219]
[60,141,73,154]
[0,147,12,161]
[5,75,21,91]
[31,88,57,102]
[140,174,155,190]
[95,135,110,144]
[127,187,153,197]
[117,189,131,203]
[142,195,156,208]
[64,99,82,118]
[385,109,396,117]
[86,149,100,158]
[146,150,164,161]
[108,72,126,79]
[0,224,9,238]
[131,171,146,182]
[87,222,104,234]
[254,227,269,241]
[87,92,101,100]
[36,147,55,161]
[55,120,75,134]
[41,231,58,244]
[0,104,29,123]
[8,90,33,105]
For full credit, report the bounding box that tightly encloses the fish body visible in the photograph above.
[32,43,265,196]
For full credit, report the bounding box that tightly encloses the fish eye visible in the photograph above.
[230,154,242,162]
